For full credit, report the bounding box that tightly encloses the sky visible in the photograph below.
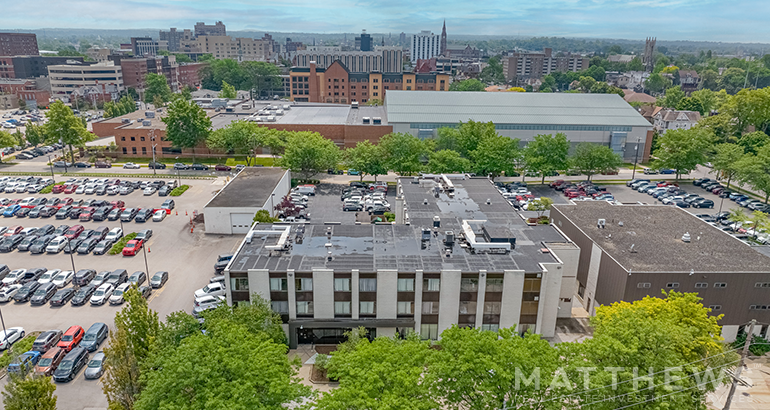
[4,0,770,42]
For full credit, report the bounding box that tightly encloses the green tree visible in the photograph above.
[718,67,748,94]
[115,288,160,364]
[102,324,141,410]
[711,143,745,188]
[470,134,521,178]
[24,121,46,146]
[315,329,437,410]
[378,132,427,175]
[738,130,770,154]
[578,75,597,92]
[207,120,263,165]
[676,96,704,114]
[644,73,672,94]
[627,56,644,71]
[241,61,282,97]
[143,73,172,105]
[696,113,738,143]
[253,209,279,223]
[218,80,237,99]
[201,295,288,345]
[179,85,193,101]
[570,142,623,181]
[699,68,720,90]
[428,326,560,410]
[478,55,505,84]
[278,131,341,181]
[528,197,554,218]
[162,98,212,160]
[659,85,685,108]
[733,87,770,134]
[540,74,556,91]
[653,128,714,180]
[427,149,472,174]
[523,133,570,184]
[44,100,93,163]
[449,79,486,91]
[691,88,719,113]
[344,140,388,181]
[0,130,17,164]
[736,143,770,203]
[2,374,57,410]
[173,53,193,63]
[136,320,308,410]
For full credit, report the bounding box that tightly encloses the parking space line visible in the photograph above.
[147,286,166,304]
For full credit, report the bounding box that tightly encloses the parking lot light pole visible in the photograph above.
[631,137,641,181]
[142,242,149,275]
[47,155,55,183]
[718,195,726,215]
[67,239,76,273]
[0,306,7,345]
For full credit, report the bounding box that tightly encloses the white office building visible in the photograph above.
[411,30,441,63]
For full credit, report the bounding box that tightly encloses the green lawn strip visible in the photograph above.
[109,232,137,255]
[169,185,190,197]
[0,331,41,376]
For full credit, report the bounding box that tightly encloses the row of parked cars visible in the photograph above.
[0,176,55,194]
[0,225,120,254]
[0,196,174,225]
[52,177,178,197]
[191,254,232,318]
[14,143,61,160]
[695,212,770,244]
[626,179,716,208]
[693,178,770,212]
[2,323,108,382]
[341,182,389,212]
[0,264,168,307]
[550,180,614,201]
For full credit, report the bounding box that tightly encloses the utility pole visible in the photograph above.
[632,137,641,180]
[723,319,756,410]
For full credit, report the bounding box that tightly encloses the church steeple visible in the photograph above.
[440,19,447,56]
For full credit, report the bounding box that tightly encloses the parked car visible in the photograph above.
[95,161,112,168]
[13,281,40,302]
[57,326,84,352]
[120,208,139,222]
[214,164,231,171]
[52,270,74,288]
[173,163,188,170]
[81,323,108,352]
[135,229,153,241]
[150,271,168,289]
[53,347,89,382]
[0,284,23,302]
[71,285,96,306]
[0,234,24,252]
[32,330,62,353]
[194,282,226,299]
[191,163,209,171]
[76,238,98,254]
[134,209,153,222]
[148,161,166,169]
[30,282,57,305]
[109,283,131,305]
[84,351,105,379]
[7,351,41,375]
[50,288,75,306]
[0,327,25,350]
[35,347,66,376]
[122,239,143,256]
[123,162,141,169]
[105,269,128,287]
[128,271,147,286]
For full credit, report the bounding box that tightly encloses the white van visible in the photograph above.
[293,185,316,196]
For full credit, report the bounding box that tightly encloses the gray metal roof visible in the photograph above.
[385,91,653,127]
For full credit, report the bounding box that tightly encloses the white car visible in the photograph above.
[193,282,226,300]
[90,283,115,306]
[2,269,25,286]
[107,186,120,195]
[0,327,25,350]
[19,197,35,207]
[75,185,86,195]
[109,283,131,305]
[123,162,141,169]
[0,284,22,302]
[152,210,166,222]
[20,227,38,236]
[3,184,16,193]
[105,227,123,242]
[143,187,157,196]
[194,294,225,307]
[14,183,28,193]
[84,184,97,194]
[37,269,62,285]
[52,270,74,288]
[46,236,69,253]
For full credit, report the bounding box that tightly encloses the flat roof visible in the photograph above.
[205,167,287,209]
[553,201,770,273]
[385,91,653,127]
[229,177,569,274]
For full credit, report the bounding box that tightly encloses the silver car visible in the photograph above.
[84,352,105,379]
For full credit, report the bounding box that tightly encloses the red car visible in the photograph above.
[59,197,74,207]
[566,191,585,199]
[122,239,144,256]
[549,179,565,188]
[63,185,78,194]
[110,200,125,209]
[79,207,96,221]
[64,225,84,240]
[52,185,66,194]
[214,164,232,171]
[57,326,84,352]
[3,225,23,236]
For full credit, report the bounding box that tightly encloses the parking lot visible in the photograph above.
[0,176,242,409]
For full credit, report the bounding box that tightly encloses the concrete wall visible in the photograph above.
[499,270,525,329]
[537,264,562,338]
[313,269,335,319]
[438,270,461,335]
[546,241,580,318]
[377,270,398,320]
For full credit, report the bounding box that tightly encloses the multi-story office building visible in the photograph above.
[114,55,178,92]
[223,175,578,347]
[177,63,207,89]
[48,62,123,102]
[290,61,449,104]
[355,31,373,51]
[131,37,159,57]
[0,78,50,108]
[0,33,39,56]
[502,48,589,84]
[182,35,271,61]
[0,56,84,79]
[411,30,441,63]
[293,46,403,74]
[194,21,226,37]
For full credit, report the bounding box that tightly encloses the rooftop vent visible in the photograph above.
[433,216,440,228]
[142,120,151,126]
[598,219,606,229]
[486,198,491,205]
[682,232,691,243]
[423,198,428,205]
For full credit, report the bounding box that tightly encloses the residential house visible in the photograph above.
[653,109,701,133]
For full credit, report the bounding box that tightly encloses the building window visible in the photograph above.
[484,301,502,315]
[714,282,727,288]
[755,282,770,288]
[461,278,478,292]
[335,301,351,315]
[270,277,287,292]
[271,301,289,313]
[296,277,313,291]
[486,278,503,292]
[359,278,377,292]
[296,301,314,315]
[665,283,679,289]
[424,278,440,292]
[140,137,145,141]
[121,137,125,141]
[397,278,414,292]
[122,147,127,154]
[230,278,249,291]
[360,301,375,315]
[750,305,769,310]
[130,137,135,141]
[420,324,438,340]
[422,301,439,314]
[407,79,412,83]
[637,282,651,289]
[481,324,499,332]
[141,147,147,155]
[459,301,477,314]
[397,301,413,315]
[132,147,137,154]
[334,278,350,292]
[695,283,708,288]
[709,305,722,311]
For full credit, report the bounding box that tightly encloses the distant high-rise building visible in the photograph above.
[643,37,656,72]
[440,20,447,56]
[131,37,158,57]
[159,28,182,52]
[0,33,38,56]
[399,32,406,46]
[502,48,590,84]
[355,30,372,52]
[411,30,441,63]
[0,56,83,79]
[285,38,305,53]
[194,21,226,37]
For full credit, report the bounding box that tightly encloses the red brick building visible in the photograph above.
[0,33,38,57]
[113,56,178,92]
[0,78,50,108]
[178,63,207,89]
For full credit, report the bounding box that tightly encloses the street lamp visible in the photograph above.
[0,306,7,348]
[149,129,157,176]
[175,156,181,187]
[631,137,641,181]
[142,241,150,276]
[66,238,77,273]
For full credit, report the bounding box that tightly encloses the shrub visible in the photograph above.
[109,232,137,255]
[170,184,190,196]
[732,333,770,356]
[0,332,38,369]
[39,181,64,194]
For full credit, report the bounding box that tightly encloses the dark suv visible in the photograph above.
[53,347,89,382]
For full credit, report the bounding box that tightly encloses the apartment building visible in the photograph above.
[0,33,38,56]
[178,63,207,89]
[113,55,178,91]
[224,175,578,347]
[293,46,403,74]
[0,78,50,108]
[502,48,589,84]
[194,21,226,37]
[48,62,123,102]
[131,37,159,57]
[411,30,441,63]
[182,35,271,61]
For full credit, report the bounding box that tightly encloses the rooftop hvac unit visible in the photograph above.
[144,111,155,118]
[362,117,370,124]
[121,118,131,124]
[351,101,359,109]
[445,231,455,246]
[142,120,151,126]
[283,104,291,110]
[372,117,382,124]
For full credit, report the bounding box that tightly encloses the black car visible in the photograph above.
[50,288,76,306]
[92,207,110,221]
[67,207,82,219]
[71,285,96,306]
[149,180,165,189]
[149,271,168,288]
[63,238,83,254]
[73,269,96,287]
[693,199,715,208]
[28,205,45,218]
[38,224,55,236]
[74,162,91,168]
[40,207,57,218]
[53,347,89,382]
[191,163,209,171]
[30,282,57,305]
[22,267,47,283]
[55,206,72,219]
[17,234,39,252]
[76,238,98,254]
[107,208,121,221]
[0,235,24,252]
[15,207,31,218]
[134,209,152,223]
[120,208,139,222]
[53,225,69,236]
[13,281,40,302]
[29,235,54,254]
[148,162,166,169]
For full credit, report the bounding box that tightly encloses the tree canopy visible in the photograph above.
[449,79,486,91]
[653,128,714,179]
[570,142,623,181]
[44,100,93,162]
[143,73,173,104]
[523,133,570,183]
[218,81,237,99]
[278,131,341,180]
[2,374,57,410]
[344,140,388,181]
[162,98,212,157]
[378,132,427,175]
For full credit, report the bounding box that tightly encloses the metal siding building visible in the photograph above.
[385,91,655,162]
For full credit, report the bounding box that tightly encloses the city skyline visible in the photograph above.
[2,0,769,43]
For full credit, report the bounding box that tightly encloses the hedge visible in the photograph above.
[170,185,190,197]
[0,332,39,371]
[39,181,65,194]
[109,232,137,255]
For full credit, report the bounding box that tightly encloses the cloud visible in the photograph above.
[2,0,769,42]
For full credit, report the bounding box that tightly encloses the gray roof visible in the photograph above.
[553,201,770,273]
[205,167,287,209]
[385,91,652,127]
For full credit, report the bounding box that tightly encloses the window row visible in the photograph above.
[410,123,635,132]
[638,282,728,289]
[271,276,509,293]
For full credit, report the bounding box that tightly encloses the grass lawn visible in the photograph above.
[111,156,276,167]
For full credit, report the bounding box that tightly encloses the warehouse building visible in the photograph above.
[224,176,580,347]
[203,167,290,234]
[384,91,654,162]
[550,201,770,341]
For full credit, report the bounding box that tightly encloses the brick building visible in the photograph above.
[113,56,179,92]
[0,33,39,56]
[177,63,207,89]
[0,78,50,108]
[0,56,84,79]
[502,48,589,84]
[290,61,450,104]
